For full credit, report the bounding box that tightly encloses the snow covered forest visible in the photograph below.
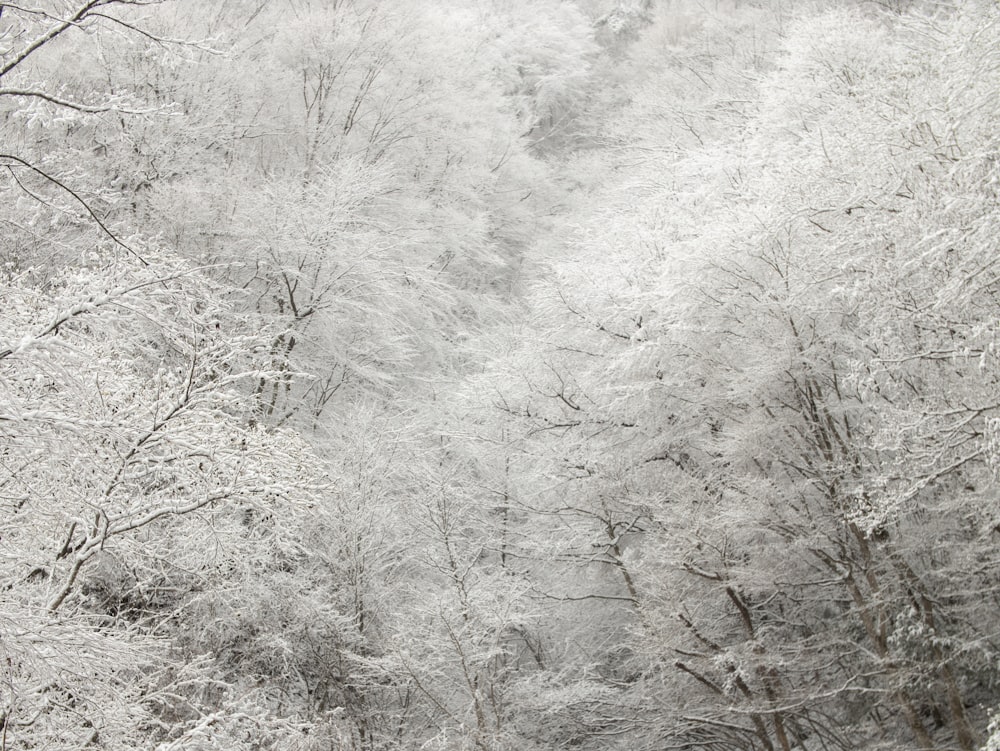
[3,0,1000,748]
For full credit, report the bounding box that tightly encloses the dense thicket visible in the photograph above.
[2,1,999,749]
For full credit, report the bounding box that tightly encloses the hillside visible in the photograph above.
[2,2,999,749]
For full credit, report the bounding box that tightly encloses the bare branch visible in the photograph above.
[0,152,149,265]
[0,0,105,80]
[0,88,155,114]
[0,268,213,361]
[88,11,223,53]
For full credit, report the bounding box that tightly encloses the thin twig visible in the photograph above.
[0,152,149,265]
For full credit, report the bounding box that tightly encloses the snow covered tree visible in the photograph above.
[490,2,1000,749]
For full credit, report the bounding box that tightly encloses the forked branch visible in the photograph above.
[0,152,149,265]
